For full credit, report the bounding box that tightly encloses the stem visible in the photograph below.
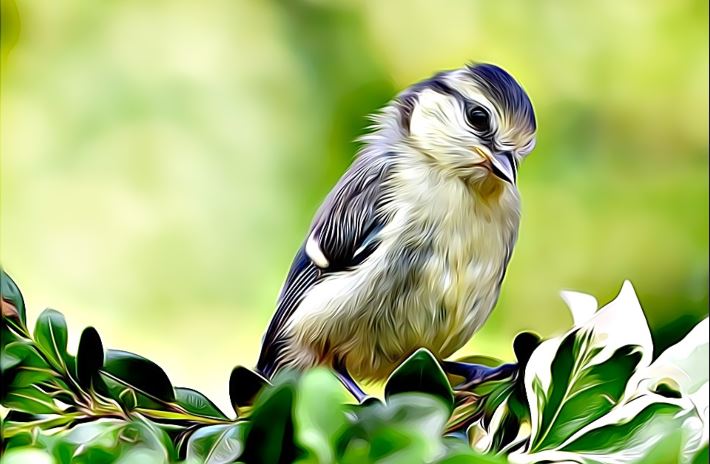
[2,412,83,438]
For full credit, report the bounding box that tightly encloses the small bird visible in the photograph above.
[257,63,536,400]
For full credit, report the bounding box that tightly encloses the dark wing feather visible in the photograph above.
[311,156,392,270]
[257,248,319,376]
[256,154,392,376]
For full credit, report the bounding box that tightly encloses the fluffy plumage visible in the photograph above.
[257,63,537,383]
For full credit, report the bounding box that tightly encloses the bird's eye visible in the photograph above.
[465,105,490,133]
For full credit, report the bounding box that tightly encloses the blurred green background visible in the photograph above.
[1,0,707,412]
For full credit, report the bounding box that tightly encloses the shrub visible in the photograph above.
[1,271,707,463]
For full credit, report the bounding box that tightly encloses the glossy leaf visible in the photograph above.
[175,387,228,420]
[337,393,449,463]
[294,369,349,463]
[693,445,709,464]
[241,373,298,464]
[385,348,454,412]
[4,421,81,463]
[511,395,688,463]
[488,393,530,454]
[561,399,682,454]
[100,349,175,403]
[513,331,541,368]
[229,365,269,412]
[1,341,58,414]
[631,427,684,464]
[531,330,643,451]
[632,318,709,412]
[1,269,26,325]
[185,423,246,464]
[1,341,54,403]
[33,309,71,371]
[560,289,598,327]
[3,385,59,414]
[1,345,24,372]
[0,449,54,464]
[67,419,174,464]
[438,449,509,464]
[76,326,104,389]
[98,371,165,411]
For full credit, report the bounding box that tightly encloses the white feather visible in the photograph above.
[305,232,329,269]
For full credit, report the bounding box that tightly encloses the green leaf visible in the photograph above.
[3,385,60,414]
[337,393,449,464]
[175,387,228,420]
[241,373,299,464]
[3,421,78,463]
[33,308,71,372]
[488,397,525,453]
[513,331,541,368]
[561,400,682,454]
[185,423,246,464]
[100,349,175,403]
[66,418,174,464]
[1,346,24,372]
[385,348,454,412]
[1,269,26,325]
[693,445,709,464]
[1,341,55,404]
[627,424,684,464]
[531,329,643,451]
[0,341,54,400]
[97,371,164,411]
[76,326,104,389]
[0,449,54,464]
[294,369,349,463]
[437,449,509,463]
[229,365,269,412]
[6,366,57,389]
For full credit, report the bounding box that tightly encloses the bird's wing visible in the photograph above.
[257,155,392,376]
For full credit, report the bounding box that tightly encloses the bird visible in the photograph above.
[256,63,537,401]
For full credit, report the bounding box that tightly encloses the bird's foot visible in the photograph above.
[442,361,518,390]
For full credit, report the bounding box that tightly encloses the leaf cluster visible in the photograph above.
[1,272,707,464]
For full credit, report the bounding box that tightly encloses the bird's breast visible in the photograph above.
[285,161,520,380]
[372,166,520,356]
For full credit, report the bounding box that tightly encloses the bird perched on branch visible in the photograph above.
[257,63,536,401]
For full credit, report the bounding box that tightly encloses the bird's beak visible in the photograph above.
[489,151,517,184]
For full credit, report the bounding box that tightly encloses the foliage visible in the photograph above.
[1,270,708,463]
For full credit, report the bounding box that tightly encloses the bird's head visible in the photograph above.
[396,63,536,186]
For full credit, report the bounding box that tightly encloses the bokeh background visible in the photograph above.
[1,0,707,413]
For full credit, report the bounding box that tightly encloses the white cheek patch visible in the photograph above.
[306,232,330,268]
[409,89,462,142]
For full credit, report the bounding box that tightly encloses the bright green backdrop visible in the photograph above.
[1,0,707,412]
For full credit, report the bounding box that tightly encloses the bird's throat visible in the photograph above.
[469,174,508,205]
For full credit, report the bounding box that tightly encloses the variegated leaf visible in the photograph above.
[525,281,652,453]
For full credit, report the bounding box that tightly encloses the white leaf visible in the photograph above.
[523,337,564,443]
[627,317,709,455]
[560,290,598,327]
[584,281,653,369]
[634,318,708,398]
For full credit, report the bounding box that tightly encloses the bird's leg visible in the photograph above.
[442,361,518,389]
[333,359,368,403]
